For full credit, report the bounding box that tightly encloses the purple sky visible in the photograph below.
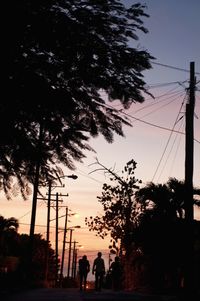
[1,0,200,272]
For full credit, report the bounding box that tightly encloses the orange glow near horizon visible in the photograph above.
[0,0,200,271]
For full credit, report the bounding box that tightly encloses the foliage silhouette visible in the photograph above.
[0,215,19,257]
[85,159,143,254]
[85,161,200,293]
[0,216,57,289]
[2,0,153,198]
[134,179,200,292]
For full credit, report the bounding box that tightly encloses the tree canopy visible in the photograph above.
[85,162,200,292]
[85,160,200,255]
[135,178,200,220]
[0,215,19,257]
[1,0,153,198]
[0,215,57,288]
[85,159,143,254]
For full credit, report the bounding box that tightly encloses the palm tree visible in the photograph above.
[134,178,200,292]
[135,177,200,220]
[167,177,200,217]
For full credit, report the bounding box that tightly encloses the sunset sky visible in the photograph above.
[1,0,200,276]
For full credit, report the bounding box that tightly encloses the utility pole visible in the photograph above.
[45,191,67,287]
[28,124,43,284]
[184,61,195,296]
[109,253,112,270]
[52,192,68,286]
[44,176,75,284]
[59,207,68,286]
[55,192,59,286]
[43,185,65,284]
[44,182,52,284]
[29,123,43,239]
[72,243,82,279]
[71,240,77,278]
[73,248,78,279]
[67,229,73,278]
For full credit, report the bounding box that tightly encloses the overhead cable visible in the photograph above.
[151,61,200,75]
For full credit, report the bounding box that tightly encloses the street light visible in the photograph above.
[63,174,78,179]
[58,174,78,186]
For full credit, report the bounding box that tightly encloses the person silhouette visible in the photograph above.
[110,256,123,291]
[78,255,90,291]
[92,252,105,291]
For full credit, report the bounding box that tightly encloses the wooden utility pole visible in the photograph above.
[44,190,67,286]
[28,124,43,284]
[29,123,43,239]
[59,207,68,286]
[52,192,67,286]
[67,229,73,278]
[73,248,78,279]
[72,248,78,279]
[45,184,69,284]
[71,240,78,278]
[44,182,52,283]
[55,192,59,286]
[184,61,195,295]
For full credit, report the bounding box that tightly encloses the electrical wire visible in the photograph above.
[17,199,45,220]
[157,118,185,182]
[10,65,200,230]
[135,87,183,113]
[130,92,185,121]
[93,99,200,144]
[151,93,187,182]
[146,80,188,89]
[168,121,185,177]
[151,61,200,75]
[139,94,185,121]
[75,169,104,185]
[131,89,184,115]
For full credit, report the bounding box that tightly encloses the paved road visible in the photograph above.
[0,288,178,301]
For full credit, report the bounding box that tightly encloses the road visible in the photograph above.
[0,288,178,301]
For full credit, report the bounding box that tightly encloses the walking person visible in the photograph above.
[92,252,105,291]
[78,255,90,291]
[110,256,123,291]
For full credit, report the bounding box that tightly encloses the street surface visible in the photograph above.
[0,288,178,301]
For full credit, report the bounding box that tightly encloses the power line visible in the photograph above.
[151,61,200,75]
[93,98,200,144]
[17,200,45,220]
[121,110,200,144]
[18,222,85,230]
[147,80,188,89]
[168,121,185,178]
[151,93,187,182]
[130,92,185,122]
[76,169,104,185]
[157,118,185,182]
[132,88,184,115]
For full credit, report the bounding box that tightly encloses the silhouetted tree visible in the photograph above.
[134,179,200,292]
[0,216,19,256]
[85,159,143,254]
[0,221,57,288]
[1,0,153,198]
[135,178,200,220]
[18,233,57,286]
[85,163,200,293]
